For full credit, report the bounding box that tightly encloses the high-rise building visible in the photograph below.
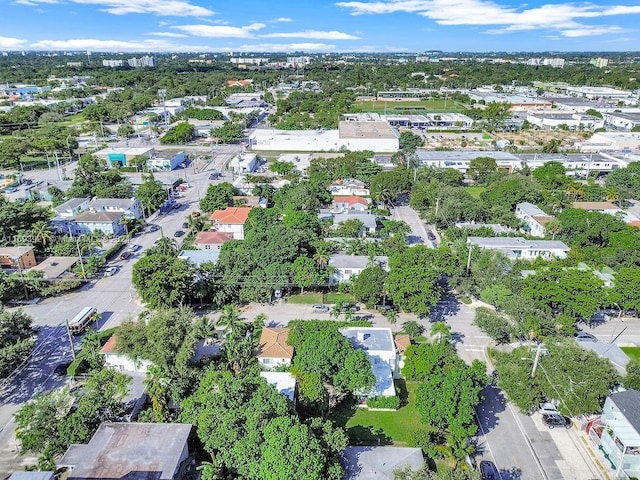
[590,58,609,68]
[127,56,156,68]
[103,59,123,68]
[542,58,565,68]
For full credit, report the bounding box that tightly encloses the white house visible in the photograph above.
[54,198,90,218]
[100,335,153,374]
[332,196,370,213]
[277,153,312,176]
[73,211,125,237]
[339,327,397,396]
[88,197,143,219]
[328,255,389,285]
[515,202,555,237]
[332,213,378,235]
[260,372,296,402]
[209,206,252,240]
[467,236,570,260]
[228,152,259,175]
[590,389,640,479]
[257,327,294,370]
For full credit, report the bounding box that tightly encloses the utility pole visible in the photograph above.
[435,197,440,216]
[531,342,545,378]
[466,245,473,274]
[65,319,76,360]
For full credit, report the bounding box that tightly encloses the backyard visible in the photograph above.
[330,380,419,446]
[622,346,640,362]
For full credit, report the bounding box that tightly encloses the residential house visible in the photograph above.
[467,236,570,260]
[74,211,125,236]
[257,327,294,370]
[332,195,370,213]
[100,335,152,374]
[177,249,220,266]
[194,231,234,251]
[328,255,388,285]
[341,446,424,480]
[29,256,78,279]
[333,212,378,234]
[515,202,555,237]
[572,201,640,225]
[260,371,296,402]
[54,198,90,219]
[339,327,397,396]
[330,179,370,197]
[590,389,640,479]
[0,246,37,269]
[57,422,193,480]
[232,196,265,208]
[209,207,252,240]
[228,152,259,175]
[8,472,53,480]
[88,197,143,219]
[278,153,312,176]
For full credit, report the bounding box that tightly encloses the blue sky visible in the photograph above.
[2,0,640,53]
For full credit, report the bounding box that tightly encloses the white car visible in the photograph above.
[127,244,141,253]
[105,266,118,277]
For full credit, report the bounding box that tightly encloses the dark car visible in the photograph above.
[427,231,436,241]
[209,172,222,180]
[53,361,72,377]
[542,413,571,429]
[148,224,160,232]
[479,461,499,480]
[173,230,185,237]
[182,222,189,229]
[172,203,182,210]
[119,251,132,260]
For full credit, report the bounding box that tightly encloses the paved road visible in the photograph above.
[391,205,436,247]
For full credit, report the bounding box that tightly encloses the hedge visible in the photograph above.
[366,396,400,410]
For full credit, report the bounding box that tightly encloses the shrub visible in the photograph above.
[366,396,400,410]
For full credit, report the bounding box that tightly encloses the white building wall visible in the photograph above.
[258,357,292,370]
[103,353,152,373]
[216,223,245,240]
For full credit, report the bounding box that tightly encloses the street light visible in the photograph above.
[68,225,86,278]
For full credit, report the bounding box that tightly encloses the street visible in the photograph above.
[391,205,439,247]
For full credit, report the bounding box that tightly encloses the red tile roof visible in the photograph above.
[194,231,234,245]
[209,206,253,225]
[100,335,118,354]
[257,328,294,359]
[333,195,369,206]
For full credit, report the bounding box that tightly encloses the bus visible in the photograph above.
[68,306,98,335]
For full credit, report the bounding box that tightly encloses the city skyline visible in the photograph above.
[1,0,640,53]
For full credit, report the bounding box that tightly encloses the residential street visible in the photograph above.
[391,205,438,247]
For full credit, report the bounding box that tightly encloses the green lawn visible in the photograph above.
[330,380,420,446]
[463,186,485,199]
[622,346,640,362]
[286,292,355,305]
[352,99,468,114]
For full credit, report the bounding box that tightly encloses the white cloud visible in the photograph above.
[17,0,214,16]
[561,25,623,37]
[147,31,188,38]
[273,17,293,22]
[29,37,214,51]
[233,43,336,52]
[336,0,639,36]
[0,36,27,48]
[173,23,266,38]
[262,30,359,40]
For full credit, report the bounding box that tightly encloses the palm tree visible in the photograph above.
[384,309,398,331]
[402,320,423,339]
[565,183,584,200]
[431,321,452,343]
[330,302,343,320]
[152,237,178,256]
[217,304,246,336]
[187,214,205,232]
[30,221,53,248]
[604,186,620,207]
[143,366,170,423]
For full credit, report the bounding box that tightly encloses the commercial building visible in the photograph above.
[525,112,604,130]
[58,422,193,480]
[467,236,570,260]
[603,112,640,131]
[590,58,609,68]
[249,121,399,153]
[228,152,259,175]
[565,86,633,102]
[102,59,123,68]
[94,146,153,168]
[127,55,155,68]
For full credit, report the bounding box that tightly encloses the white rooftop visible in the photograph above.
[260,372,296,401]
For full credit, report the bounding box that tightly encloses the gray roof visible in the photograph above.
[74,211,123,223]
[455,222,513,234]
[333,213,377,229]
[88,197,137,209]
[416,149,519,162]
[58,422,192,480]
[517,202,547,217]
[9,473,54,480]
[340,327,395,353]
[54,197,89,212]
[609,390,640,435]
[467,236,569,251]
[178,249,220,266]
[341,446,424,480]
[329,254,388,270]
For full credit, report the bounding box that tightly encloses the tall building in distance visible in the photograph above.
[542,58,565,68]
[590,57,609,68]
[286,56,311,66]
[128,56,156,68]
[102,59,123,68]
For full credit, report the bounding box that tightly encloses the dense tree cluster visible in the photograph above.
[0,308,34,378]
[160,122,195,144]
[66,153,132,198]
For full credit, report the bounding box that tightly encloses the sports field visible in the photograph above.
[351,98,468,114]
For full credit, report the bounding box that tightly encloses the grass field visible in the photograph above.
[352,99,468,114]
[331,380,419,446]
[286,292,355,305]
[622,346,640,362]
[463,186,485,199]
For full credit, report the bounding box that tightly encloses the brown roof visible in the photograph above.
[333,195,369,206]
[194,231,234,245]
[209,206,253,225]
[532,214,555,226]
[75,211,123,222]
[0,246,34,256]
[257,328,294,359]
[394,335,412,354]
[571,201,617,210]
[100,335,118,354]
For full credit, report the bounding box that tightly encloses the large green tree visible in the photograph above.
[0,308,34,378]
[351,265,388,307]
[199,182,236,213]
[132,253,195,309]
[135,172,167,216]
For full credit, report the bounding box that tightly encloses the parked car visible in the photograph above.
[172,203,182,210]
[539,402,558,414]
[479,460,499,480]
[542,413,571,429]
[119,251,132,260]
[312,304,330,313]
[173,230,185,237]
[127,244,141,253]
[427,231,436,241]
[182,222,189,229]
[191,211,201,218]
[209,172,221,180]
[148,224,160,232]
[575,332,597,342]
[105,266,118,277]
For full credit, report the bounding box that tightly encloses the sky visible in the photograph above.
[1,0,640,53]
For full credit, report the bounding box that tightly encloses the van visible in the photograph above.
[312,304,329,313]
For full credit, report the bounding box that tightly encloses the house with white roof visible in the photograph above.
[332,212,378,235]
[328,255,389,285]
[467,236,570,260]
[339,327,398,396]
[515,202,555,237]
[260,371,296,402]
